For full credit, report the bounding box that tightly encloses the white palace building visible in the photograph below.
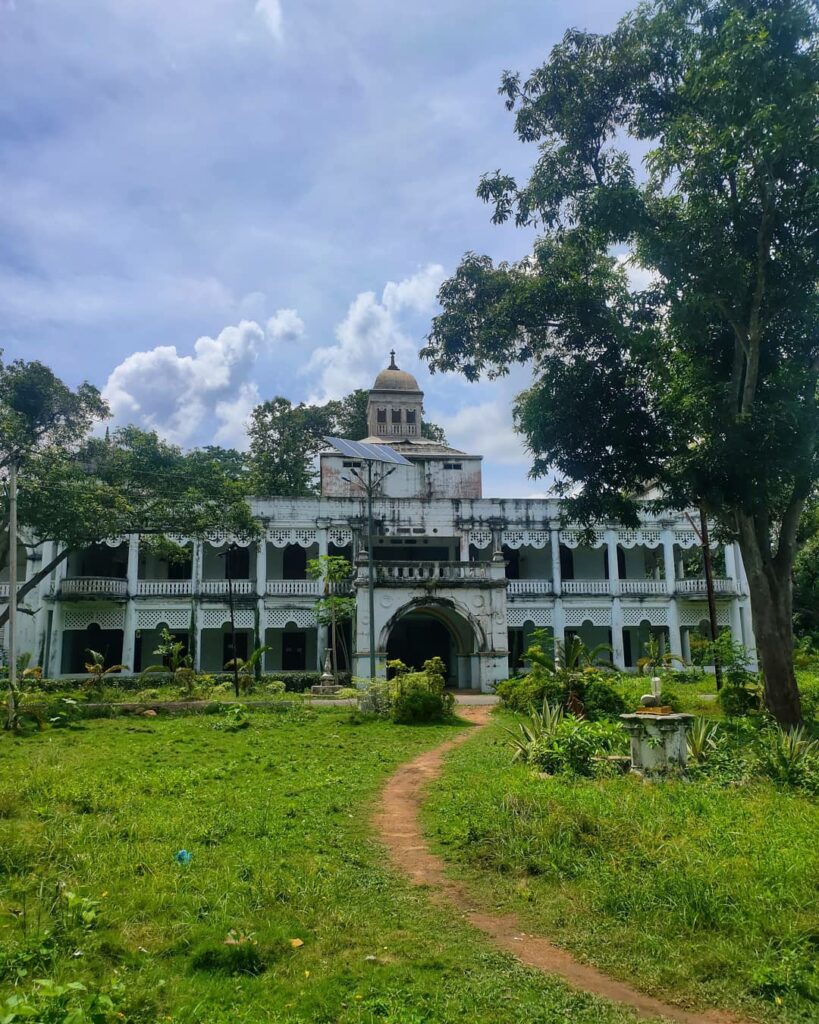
[3,358,757,690]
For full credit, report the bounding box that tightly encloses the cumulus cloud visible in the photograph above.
[103,320,272,449]
[435,399,529,467]
[266,307,305,342]
[255,0,284,41]
[307,264,445,401]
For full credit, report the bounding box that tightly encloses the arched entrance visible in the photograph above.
[382,600,483,690]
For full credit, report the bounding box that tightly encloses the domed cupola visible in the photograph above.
[366,351,424,440]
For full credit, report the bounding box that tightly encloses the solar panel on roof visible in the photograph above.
[323,437,413,466]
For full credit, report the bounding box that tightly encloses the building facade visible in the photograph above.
[2,359,757,690]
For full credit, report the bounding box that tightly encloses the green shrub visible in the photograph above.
[496,669,625,720]
[391,657,455,724]
[511,712,626,776]
[718,681,762,717]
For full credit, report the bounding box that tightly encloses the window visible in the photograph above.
[406,409,416,424]
[443,462,462,470]
[377,408,387,423]
[391,408,402,423]
[225,545,249,579]
[283,543,307,580]
[223,631,249,666]
[342,459,362,468]
[282,631,306,670]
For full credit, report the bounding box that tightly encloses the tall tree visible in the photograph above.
[247,397,338,497]
[422,0,819,725]
[247,390,448,497]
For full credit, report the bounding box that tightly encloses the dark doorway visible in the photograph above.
[387,614,453,680]
[283,545,307,579]
[223,631,249,666]
[282,631,306,670]
[502,546,520,579]
[61,624,124,674]
[225,546,250,579]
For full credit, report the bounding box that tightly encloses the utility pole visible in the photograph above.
[220,542,240,698]
[366,460,376,682]
[6,460,18,727]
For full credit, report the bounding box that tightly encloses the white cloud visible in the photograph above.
[266,307,305,342]
[307,264,445,401]
[103,320,270,448]
[435,399,528,467]
[381,262,443,314]
[255,0,283,41]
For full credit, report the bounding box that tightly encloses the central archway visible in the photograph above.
[381,599,484,690]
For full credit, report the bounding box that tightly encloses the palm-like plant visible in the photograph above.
[687,717,720,763]
[224,644,271,695]
[141,628,195,694]
[637,635,686,676]
[761,725,819,785]
[505,699,565,763]
[84,649,128,689]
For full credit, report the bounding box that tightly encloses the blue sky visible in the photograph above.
[0,0,633,496]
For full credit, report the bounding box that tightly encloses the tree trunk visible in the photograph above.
[0,547,69,630]
[735,529,802,725]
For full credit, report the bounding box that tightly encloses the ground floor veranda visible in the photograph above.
[39,590,755,688]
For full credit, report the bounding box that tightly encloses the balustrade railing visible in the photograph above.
[200,579,255,596]
[60,577,127,597]
[561,579,613,595]
[675,578,735,595]
[374,560,493,582]
[135,579,193,596]
[507,579,554,595]
[265,579,322,596]
[619,579,668,595]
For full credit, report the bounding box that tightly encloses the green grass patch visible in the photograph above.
[0,709,648,1024]
[423,711,819,1024]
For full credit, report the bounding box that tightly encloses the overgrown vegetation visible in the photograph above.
[0,711,646,1024]
[424,712,819,1023]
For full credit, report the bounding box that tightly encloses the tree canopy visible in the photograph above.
[422,0,819,724]
[247,389,447,497]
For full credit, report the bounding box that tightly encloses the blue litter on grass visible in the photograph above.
[174,850,193,865]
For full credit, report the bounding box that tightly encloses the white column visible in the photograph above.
[667,601,683,661]
[121,535,140,673]
[550,527,561,594]
[724,543,737,589]
[610,600,625,669]
[729,598,743,648]
[740,602,758,669]
[606,530,620,595]
[551,601,565,667]
[661,529,676,596]
[48,601,64,677]
[459,532,470,562]
[255,539,267,596]
[316,527,329,670]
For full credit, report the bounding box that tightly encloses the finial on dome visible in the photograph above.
[388,349,397,370]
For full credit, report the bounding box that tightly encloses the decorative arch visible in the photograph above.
[378,596,487,656]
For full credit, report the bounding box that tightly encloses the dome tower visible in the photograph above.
[366,351,424,441]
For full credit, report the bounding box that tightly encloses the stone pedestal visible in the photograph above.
[619,712,693,775]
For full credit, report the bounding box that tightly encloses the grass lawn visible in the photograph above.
[0,706,652,1024]
[423,711,819,1024]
